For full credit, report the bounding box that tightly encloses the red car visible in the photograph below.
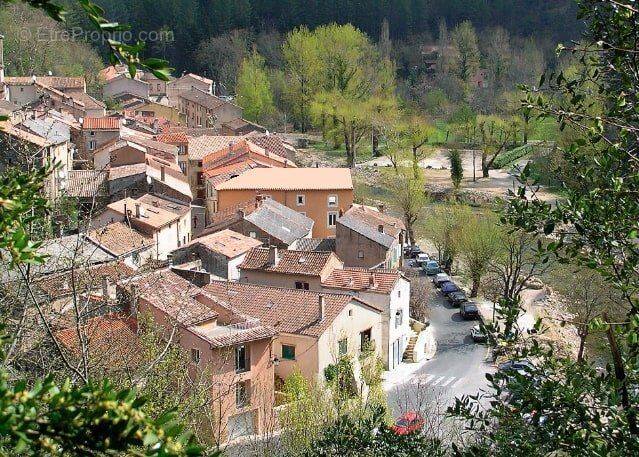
[390,411,425,435]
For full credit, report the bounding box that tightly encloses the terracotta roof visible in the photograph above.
[87,221,154,256]
[108,163,147,180]
[322,268,400,295]
[203,160,264,185]
[65,170,108,198]
[247,134,288,158]
[36,261,136,299]
[215,168,353,191]
[189,229,262,258]
[55,314,141,370]
[202,138,295,171]
[5,76,85,89]
[338,205,404,249]
[204,281,378,338]
[106,197,181,231]
[172,73,213,85]
[187,135,239,160]
[0,121,51,147]
[82,117,120,130]
[156,132,189,144]
[70,92,106,109]
[239,247,341,277]
[179,89,231,110]
[136,193,190,217]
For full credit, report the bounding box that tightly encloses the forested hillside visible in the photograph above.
[68,0,580,72]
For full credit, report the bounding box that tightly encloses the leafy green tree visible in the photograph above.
[423,204,472,271]
[385,167,427,245]
[236,51,275,124]
[477,115,518,177]
[448,149,463,189]
[450,21,481,85]
[457,212,503,297]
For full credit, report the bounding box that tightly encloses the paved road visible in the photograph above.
[386,267,495,418]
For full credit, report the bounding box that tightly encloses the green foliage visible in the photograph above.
[236,51,275,124]
[302,405,443,457]
[448,149,463,189]
[492,143,533,169]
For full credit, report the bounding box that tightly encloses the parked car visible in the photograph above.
[433,273,451,288]
[422,260,441,275]
[447,290,468,307]
[460,301,480,319]
[471,325,487,343]
[415,253,430,266]
[498,359,535,376]
[440,281,461,296]
[390,411,425,435]
[404,245,422,258]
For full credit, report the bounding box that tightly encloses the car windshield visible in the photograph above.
[395,419,410,426]
[464,304,478,311]
[427,261,438,267]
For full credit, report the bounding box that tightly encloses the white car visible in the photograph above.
[433,273,451,287]
[415,253,430,266]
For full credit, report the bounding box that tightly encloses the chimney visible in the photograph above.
[377,203,385,213]
[318,295,325,321]
[267,245,279,266]
[378,224,384,233]
[135,203,141,218]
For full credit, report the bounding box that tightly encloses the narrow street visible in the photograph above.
[385,265,495,418]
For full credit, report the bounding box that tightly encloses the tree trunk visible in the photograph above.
[577,329,587,363]
[481,153,490,178]
[412,146,420,179]
[470,276,480,297]
[372,128,380,157]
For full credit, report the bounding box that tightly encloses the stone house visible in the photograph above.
[336,204,405,269]
[102,73,150,100]
[177,89,242,129]
[80,117,121,162]
[166,73,213,106]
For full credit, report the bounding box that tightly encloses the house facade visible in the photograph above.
[215,168,354,238]
[177,89,243,129]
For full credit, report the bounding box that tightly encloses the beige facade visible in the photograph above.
[178,92,243,129]
[166,74,212,106]
[103,74,150,100]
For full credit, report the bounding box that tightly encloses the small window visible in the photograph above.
[20,87,24,92]
[357,250,364,259]
[328,195,338,207]
[395,309,403,328]
[327,212,338,227]
[236,381,250,408]
[282,344,296,360]
[191,348,201,364]
[398,290,401,298]
[88,140,96,150]
[295,281,309,290]
[90,131,95,136]
[348,309,353,317]
[235,344,249,373]
[338,338,348,356]
[296,194,305,206]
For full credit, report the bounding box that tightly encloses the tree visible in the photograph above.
[477,115,518,177]
[423,204,472,272]
[391,115,436,178]
[483,27,512,94]
[236,51,275,124]
[457,212,502,297]
[195,29,250,93]
[450,21,481,85]
[385,167,427,245]
[448,149,463,189]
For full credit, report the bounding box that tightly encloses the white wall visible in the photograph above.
[227,253,246,281]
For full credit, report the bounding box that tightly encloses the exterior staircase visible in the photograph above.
[402,331,418,362]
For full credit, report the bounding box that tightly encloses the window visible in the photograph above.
[296,194,305,206]
[235,345,249,373]
[348,309,353,317]
[88,140,96,150]
[395,309,403,328]
[295,281,309,290]
[398,290,401,298]
[327,212,338,227]
[235,381,250,408]
[90,131,95,136]
[360,328,372,351]
[191,348,201,364]
[249,231,257,238]
[160,166,166,182]
[328,195,338,207]
[338,338,348,356]
[194,216,198,228]
[282,344,296,360]
[358,250,364,259]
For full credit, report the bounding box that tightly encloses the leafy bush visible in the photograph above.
[492,144,533,169]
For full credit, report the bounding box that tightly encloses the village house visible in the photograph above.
[102,73,150,101]
[320,268,411,370]
[203,198,314,248]
[89,193,192,259]
[220,118,267,136]
[3,75,86,105]
[238,246,343,291]
[203,281,383,383]
[125,98,185,125]
[214,168,354,238]
[336,204,405,269]
[80,117,121,161]
[177,88,243,129]
[171,229,262,280]
[166,73,213,106]
[87,221,156,268]
[183,135,239,201]
[92,136,179,170]
[119,269,277,441]
[156,131,189,175]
